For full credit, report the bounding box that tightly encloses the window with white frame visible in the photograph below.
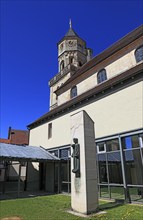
[97,142,106,153]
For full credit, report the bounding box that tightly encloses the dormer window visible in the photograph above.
[60,60,64,70]
[135,45,143,63]
[71,86,77,98]
[97,69,107,84]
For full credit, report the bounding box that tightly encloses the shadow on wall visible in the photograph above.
[8,163,26,181]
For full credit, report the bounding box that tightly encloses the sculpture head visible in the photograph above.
[73,138,78,144]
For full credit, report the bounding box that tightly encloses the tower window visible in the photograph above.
[97,69,107,84]
[71,86,77,98]
[60,60,64,70]
[48,123,52,139]
[79,61,82,67]
[135,45,143,63]
[69,57,74,64]
[56,94,58,100]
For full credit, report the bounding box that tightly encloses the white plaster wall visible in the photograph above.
[58,90,70,106]
[29,123,48,147]
[105,50,136,79]
[77,74,97,96]
[57,73,97,105]
[29,81,143,149]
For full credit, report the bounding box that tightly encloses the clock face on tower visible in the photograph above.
[68,40,74,47]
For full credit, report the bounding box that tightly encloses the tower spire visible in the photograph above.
[69,19,72,29]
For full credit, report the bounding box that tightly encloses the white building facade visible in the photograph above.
[28,24,143,202]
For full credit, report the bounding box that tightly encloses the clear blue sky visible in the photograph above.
[1,0,143,138]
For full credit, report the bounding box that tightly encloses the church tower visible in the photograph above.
[58,20,92,71]
[49,21,93,110]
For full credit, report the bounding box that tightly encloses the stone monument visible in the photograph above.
[70,110,98,214]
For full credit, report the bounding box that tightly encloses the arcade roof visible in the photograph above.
[0,143,59,162]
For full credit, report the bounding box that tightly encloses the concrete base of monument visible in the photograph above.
[70,111,99,215]
[67,209,107,218]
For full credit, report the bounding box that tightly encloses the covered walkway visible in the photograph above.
[0,143,59,198]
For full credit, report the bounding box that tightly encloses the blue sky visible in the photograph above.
[1,0,143,138]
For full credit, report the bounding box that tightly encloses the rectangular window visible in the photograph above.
[50,150,58,157]
[60,148,70,159]
[97,142,106,153]
[106,139,119,151]
[48,123,52,139]
[125,149,143,185]
[122,135,140,149]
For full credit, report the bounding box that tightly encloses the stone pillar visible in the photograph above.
[70,110,98,214]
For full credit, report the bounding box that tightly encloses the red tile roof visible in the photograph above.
[9,129,29,145]
[0,128,29,145]
[0,138,11,144]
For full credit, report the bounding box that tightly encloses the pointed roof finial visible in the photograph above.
[69,19,72,29]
